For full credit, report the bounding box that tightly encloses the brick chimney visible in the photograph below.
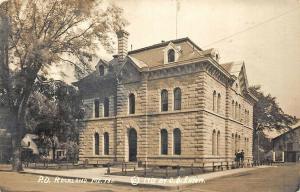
[116,30,129,63]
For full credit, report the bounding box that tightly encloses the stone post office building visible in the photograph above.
[75,30,257,166]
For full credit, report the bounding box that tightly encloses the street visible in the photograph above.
[0,164,299,192]
[187,163,300,192]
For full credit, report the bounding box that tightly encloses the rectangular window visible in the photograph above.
[104,133,109,155]
[161,90,168,112]
[94,99,99,118]
[174,88,181,110]
[104,97,109,117]
[161,129,168,155]
[95,133,100,155]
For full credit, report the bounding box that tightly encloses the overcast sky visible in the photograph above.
[2,0,299,117]
[107,0,300,118]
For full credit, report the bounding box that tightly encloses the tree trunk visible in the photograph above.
[11,135,23,171]
[52,147,56,162]
[11,101,28,172]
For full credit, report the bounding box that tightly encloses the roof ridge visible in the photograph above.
[128,37,202,55]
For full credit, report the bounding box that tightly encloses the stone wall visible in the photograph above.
[78,61,255,166]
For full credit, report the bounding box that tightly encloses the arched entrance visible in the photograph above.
[128,128,137,162]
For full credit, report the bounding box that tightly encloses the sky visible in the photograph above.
[1,0,299,117]
[107,0,300,118]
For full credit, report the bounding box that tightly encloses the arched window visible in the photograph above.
[247,110,250,125]
[238,104,241,121]
[235,102,238,120]
[217,131,220,155]
[129,93,135,114]
[161,89,168,112]
[232,100,235,118]
[232,133,235,155]
[235,134,238,153]
[94,133,100,155]
[160,129,168,155]
[213,91,216,112]
[104,97,109,117]
[94,99,100,118]
[244,109,247,124]
[104,132,109,155]
[217,93,221,113]
[244,137,247,155]
[246,138,249,155]
[173,128,181,155]
[212,130,216,155]
[174,88,181,110]
[238,135,241,151]
[168,49,175,63]
[99,65,104,76]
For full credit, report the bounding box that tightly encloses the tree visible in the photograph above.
[249,85,298,161]
[26,79,83,161]
[0,0,127,171]
[65,140,79,163]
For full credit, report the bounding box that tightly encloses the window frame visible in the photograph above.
[167,49,175,63]
[94,132,100,155]
[173,128,181,155]
[103,132,109,155]
[173,87,182,111]
[217,131,220,155]
[94,99,100,118]
[129,93,135,114]
[160,129,168,155]
[212,130,216,155]
[217,93,221,113]
[161,89,168,112]
[103,97,109,117]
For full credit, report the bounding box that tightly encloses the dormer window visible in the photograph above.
[168,49,175,63]
[99,65,104,76]
[164,42,180,64]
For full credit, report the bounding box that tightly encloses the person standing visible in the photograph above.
[241,150,245,167]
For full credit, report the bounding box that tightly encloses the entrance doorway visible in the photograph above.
[128,128,137,162]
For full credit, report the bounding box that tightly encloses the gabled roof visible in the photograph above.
[272,125,300,141]
[221,61,258,102]
[128,37,204,68]
[221,61,244,77]
[73,57,123,86]
[96,59,109,67]
[127,55,148,69]
[74,37,256,104]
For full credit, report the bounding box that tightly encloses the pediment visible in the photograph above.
[117,60,141,83]
[163,42,181,53]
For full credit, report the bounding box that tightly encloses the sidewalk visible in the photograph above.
[23,166,270,189]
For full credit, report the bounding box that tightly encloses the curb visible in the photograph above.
[20,166,270,189]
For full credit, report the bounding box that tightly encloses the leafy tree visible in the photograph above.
[26,79,83,161]
[249,85,298,161]
[0,0,127,171]
[65,140,79,163]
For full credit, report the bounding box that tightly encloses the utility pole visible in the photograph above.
[176,0,180,39]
